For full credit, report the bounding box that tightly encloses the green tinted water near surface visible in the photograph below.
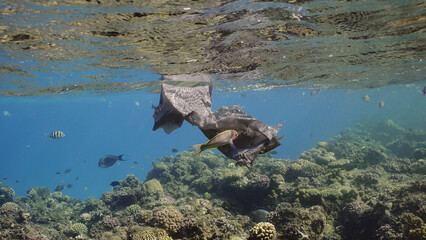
[0,0,425,96]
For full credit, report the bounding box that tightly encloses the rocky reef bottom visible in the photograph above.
[1,120,425,240]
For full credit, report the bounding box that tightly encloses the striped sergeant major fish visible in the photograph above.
[192,130,239,157]
[48,131,65,139]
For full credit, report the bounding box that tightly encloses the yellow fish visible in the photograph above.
[0,195,5,198]
[84,187,88,190]
[192,130,239,157]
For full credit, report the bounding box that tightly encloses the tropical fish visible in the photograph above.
[49,131,65,139]
[2,178,7,181]
[379,100,384,108]
[84,186,88,190]
[56,172,61,175]
[0,195,4,198]
[75,177,79,181]
[270,150,278,155]
[362,95,370,103]
[98,154,128,168]
[54,185,65,191]
[133,161,138,164]
[64,168,72,174]
[192,130,239,157]
[16,179,20,183]
[2,111,11,117]
[171,148,179,153]
[110,181,120,187]
[66,184,73,189]
[419,86,426,96]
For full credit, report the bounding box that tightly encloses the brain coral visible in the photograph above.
[152,207,183,234]
[142,179,164,197]
[249,222,276,240]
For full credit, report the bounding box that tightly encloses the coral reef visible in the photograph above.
[151,206,183,234]
[0,186,15,206]
[248,222,276,240]
[2,120,425,240]
[68,223,88,237]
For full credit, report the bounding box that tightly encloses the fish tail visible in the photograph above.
[192,144,203,157]
[118,154,129,161]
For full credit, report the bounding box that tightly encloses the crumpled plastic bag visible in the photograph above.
[152,77,282,166]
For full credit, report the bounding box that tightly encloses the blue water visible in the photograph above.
[1,81,425,200]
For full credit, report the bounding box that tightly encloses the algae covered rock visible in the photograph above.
[0,185,15,205]
[0,202,32,240]
[268,202,327,239]
[141,179,164,197]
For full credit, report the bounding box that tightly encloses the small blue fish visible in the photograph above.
[48,131,65,139]
[98,154,128,168]
[419,86,426,96]
[379,100,384,109]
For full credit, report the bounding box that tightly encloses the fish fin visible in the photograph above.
[192,144,203,157]
[118,154,129,161]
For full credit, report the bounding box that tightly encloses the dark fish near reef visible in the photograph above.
[64,168,72,174]
[75,177,79,181]
[192,130,239,157]
[251,208,270,223]
[48,131,65,139]
[171,148,179,153]
[110,181,120,187]
[98,154,128,168]
[1,178,7,181]
[54,185,65,191]
[419,86,426,96]
[133,161,138,164]
[66,184,72,189]
[362,95,370,103]
[270,150,277,155]
[56,172,61,175]
[16,179,20,183]
[379,100,385,109]
[250,205,270,223]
